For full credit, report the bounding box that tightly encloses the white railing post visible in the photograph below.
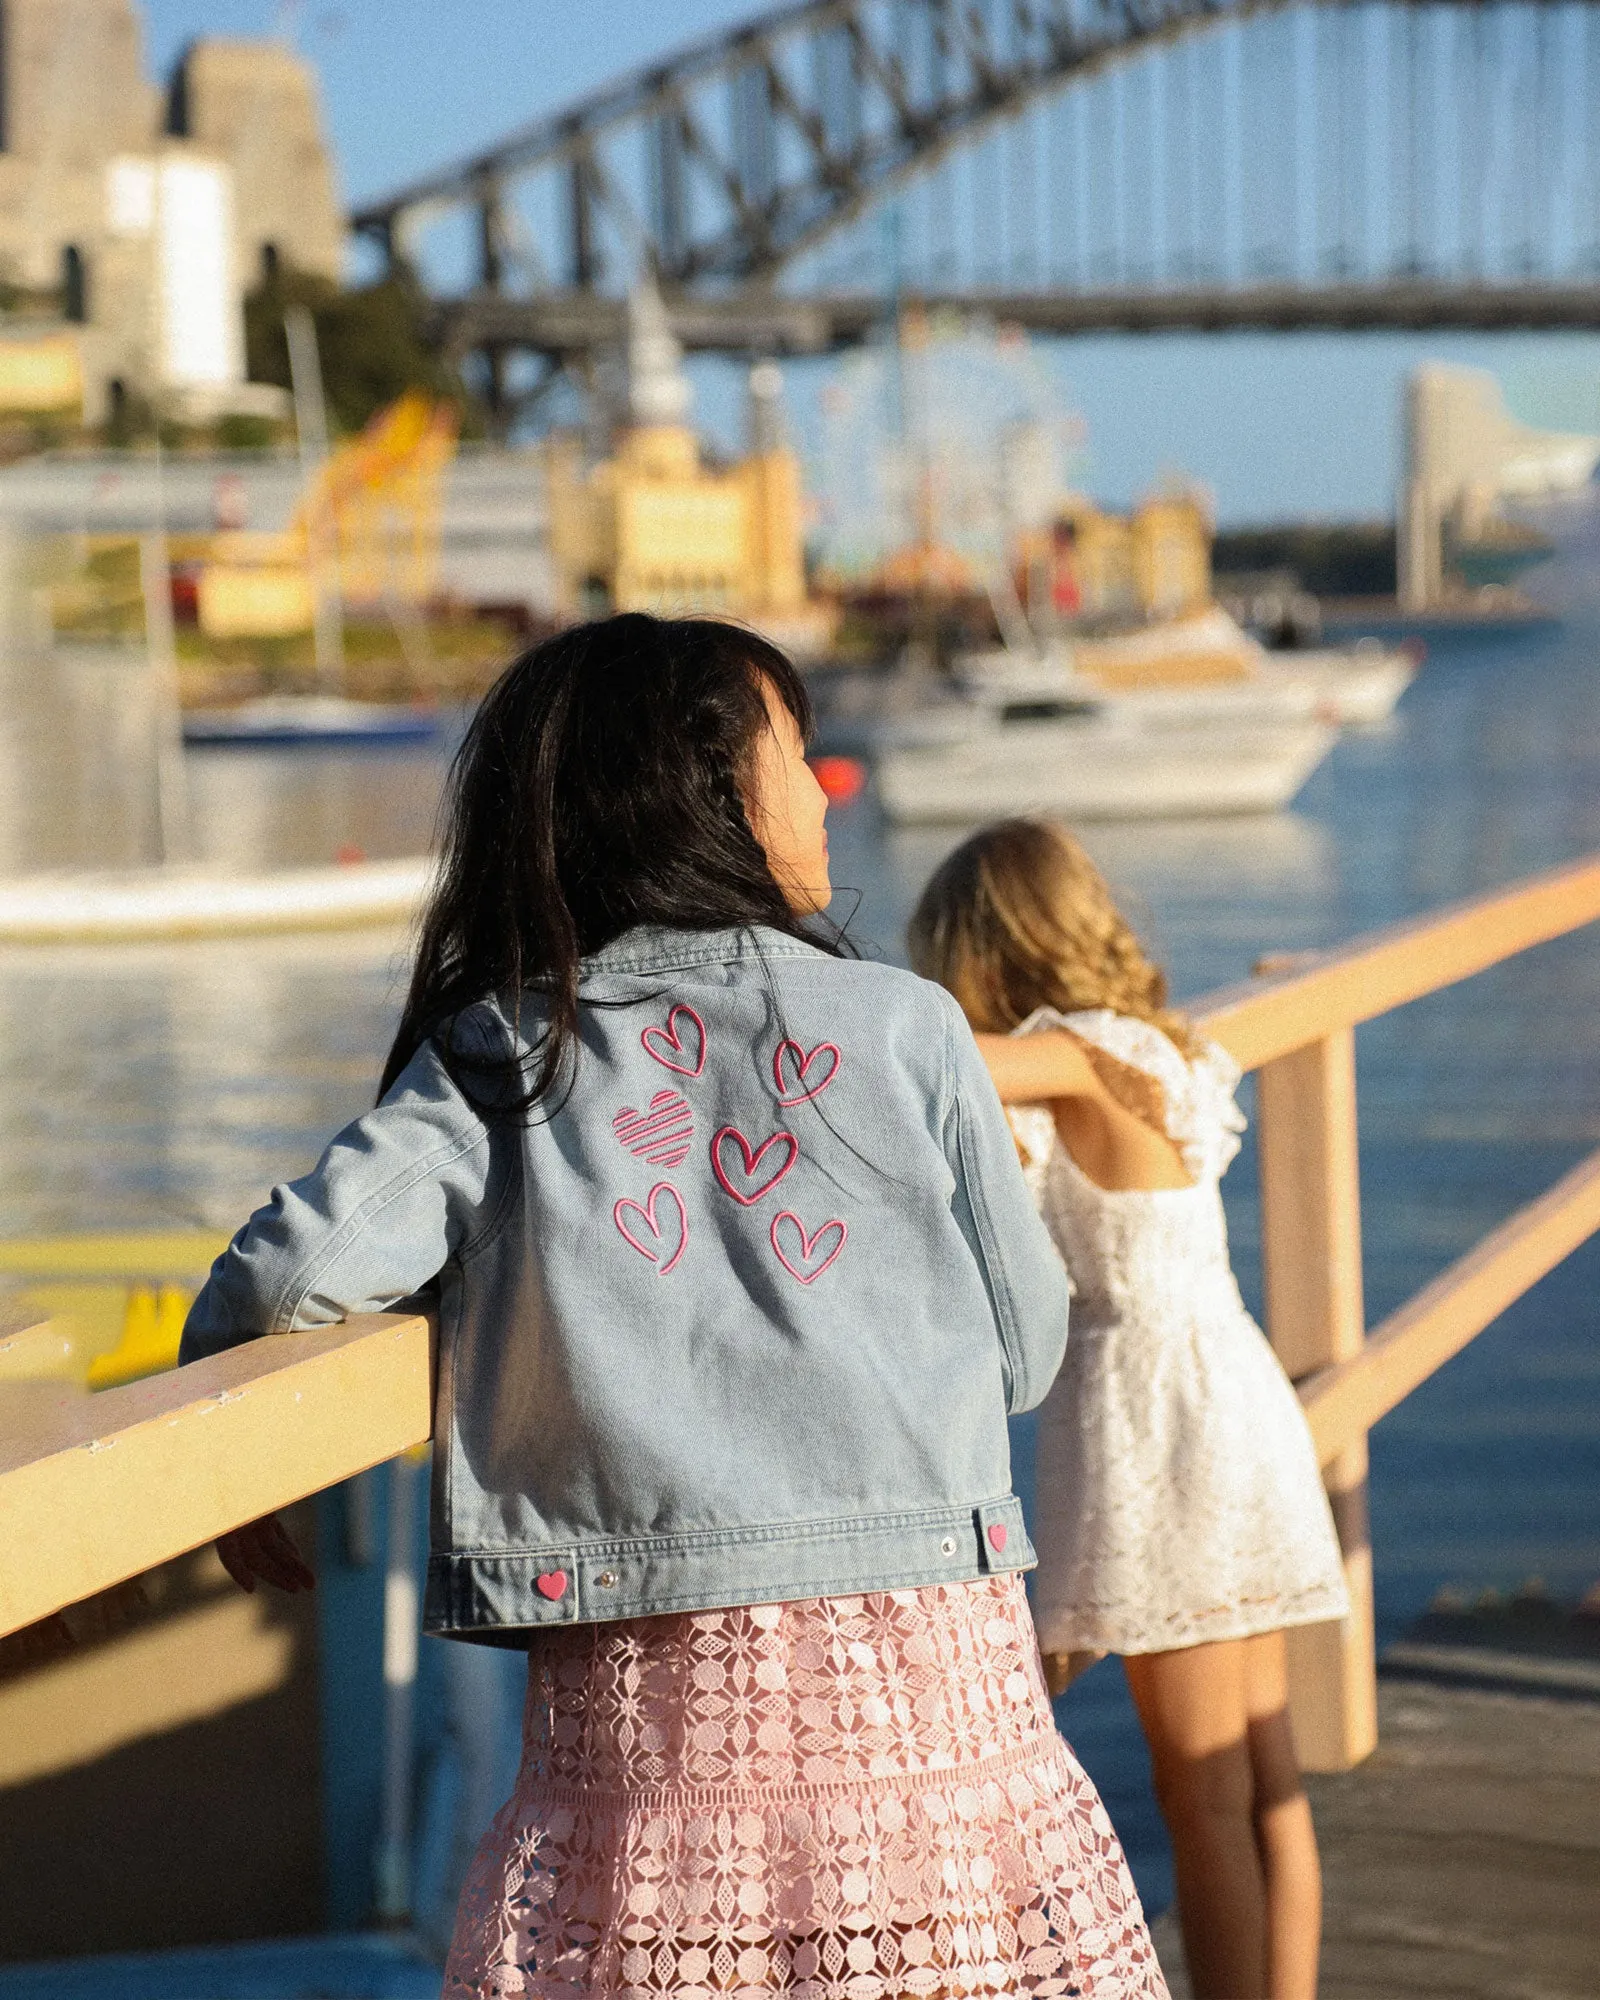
[1255,1026,1379,1773]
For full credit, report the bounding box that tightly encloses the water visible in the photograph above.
[4,518,1600,1917]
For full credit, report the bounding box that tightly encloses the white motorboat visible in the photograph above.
[955,609,1417,729]
[0,857,431,942]
[869,692,1338,824]
[1254,639,1419,726]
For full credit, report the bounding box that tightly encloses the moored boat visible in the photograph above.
[0,857,430,942]
[955,607,1417,729]
[182,696,446,748]
[870,695,1337,823]
[1253,639,1419,726]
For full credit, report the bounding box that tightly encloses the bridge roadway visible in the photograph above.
[436,280,1600,362]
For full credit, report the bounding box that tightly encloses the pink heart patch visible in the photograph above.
[641,1004,706,1078]
[770,1210,847,1285]
[535,1570,567,1601]
[613,1088,694,1167]
[773,1037,842,1107]
[613,1182,689,1275]
[987,1523,1008,1555]
[711,1125,798,1205]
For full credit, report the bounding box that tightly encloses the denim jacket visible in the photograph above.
[181,925,1070,1642]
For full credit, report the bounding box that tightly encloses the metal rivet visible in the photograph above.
[940,1537,957,1557]
[596,1570,617,1588]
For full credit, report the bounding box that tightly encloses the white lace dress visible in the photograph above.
[1008,1008,1349,1657]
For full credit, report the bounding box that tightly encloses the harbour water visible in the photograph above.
[2,514,1598,1916]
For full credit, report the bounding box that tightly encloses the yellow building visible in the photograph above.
[547,421,813,634]
[1130,492,1212,618]
[0,330,84,417]
[546,292,829,652]
[1021,488,1212,624]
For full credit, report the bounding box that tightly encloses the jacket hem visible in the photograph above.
[423,1496,1034,1639]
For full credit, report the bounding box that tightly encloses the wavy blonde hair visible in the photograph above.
[907,817,1201,1057]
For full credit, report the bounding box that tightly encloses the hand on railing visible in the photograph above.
[215,1510,316,1596]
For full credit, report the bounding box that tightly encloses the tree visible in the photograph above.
[244,263,481,438]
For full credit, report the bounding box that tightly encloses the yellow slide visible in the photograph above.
[0,1234,227,1391]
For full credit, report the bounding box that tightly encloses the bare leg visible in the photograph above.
[1125,1640,1267,1999]
[1041,1647,1105,1698]
[1241,1631,1321,2000]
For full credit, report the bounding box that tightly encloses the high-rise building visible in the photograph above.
[0,0,342,425]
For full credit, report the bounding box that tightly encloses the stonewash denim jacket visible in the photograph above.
[181,925,1070,1643]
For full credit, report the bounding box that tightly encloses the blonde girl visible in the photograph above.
[909,817,1349,2000]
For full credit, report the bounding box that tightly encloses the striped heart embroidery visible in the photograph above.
[773,1037,841,1107]
[613,1182,688,1276]
[613,1089,694,1168]
[711,1126,797,1205]
[641,1003,706,1078]
[770,1210,847,1285]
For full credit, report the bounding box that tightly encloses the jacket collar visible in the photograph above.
[580,923,829,978]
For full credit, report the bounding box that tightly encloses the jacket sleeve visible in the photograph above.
[178,1039,505,1365]
[937,991,1070,1414]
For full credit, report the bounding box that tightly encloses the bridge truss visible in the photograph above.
[350,0,1600,427]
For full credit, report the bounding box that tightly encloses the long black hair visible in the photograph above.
[380,613,845,1111]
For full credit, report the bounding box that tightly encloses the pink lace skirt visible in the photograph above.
[444,1574,1167,1998]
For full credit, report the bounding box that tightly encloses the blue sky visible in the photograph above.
[138,1,1600,523]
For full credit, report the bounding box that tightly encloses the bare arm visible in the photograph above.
[973,1027,1194,1192]
[972,1029,1100,1104]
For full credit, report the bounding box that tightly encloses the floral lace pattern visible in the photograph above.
[1006,1010,1349,1658]
[445,1576,1167,1997]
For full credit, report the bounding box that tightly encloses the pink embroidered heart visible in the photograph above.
[535,1570,567,1601]
[613,1182,688,1275]
[987,1523,1008,1555]
[641,1003,706,1078]
[770,1210,847,1285]
[773,1037,842,1107]
[613,1088,694,1168]
[711,1125,797,1205]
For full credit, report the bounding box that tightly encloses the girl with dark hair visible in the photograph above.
[180,616,1166,1998]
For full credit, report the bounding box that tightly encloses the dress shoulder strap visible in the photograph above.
[1013,1005,1245,1182]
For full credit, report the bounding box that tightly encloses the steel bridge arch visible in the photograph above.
[352,0,1324,290]
[351,0,1600,427]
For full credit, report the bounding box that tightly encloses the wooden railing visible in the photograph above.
[3,851,1599,1769]
[1194,849,1600,1770]
[0,1312,432,1641]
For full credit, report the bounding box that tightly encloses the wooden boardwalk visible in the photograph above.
[1153,1659,1600,1999]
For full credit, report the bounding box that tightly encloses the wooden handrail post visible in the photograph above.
[1256,1027,1379,1773]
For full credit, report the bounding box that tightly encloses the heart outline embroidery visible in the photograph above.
[613,1088,694,1168]
[613,1182,689,1275]
[770,1209,847,1285]
[711,1126,798,1205]
[535,1570,567,1601]
[641,1004,706,1078]
[773,1037,842,1107]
